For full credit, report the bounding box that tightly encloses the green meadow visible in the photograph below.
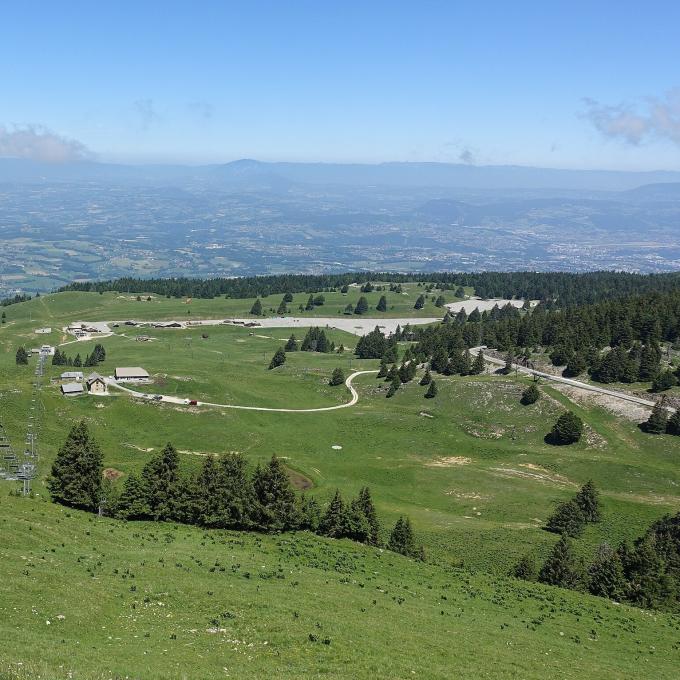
[1,290,680,678]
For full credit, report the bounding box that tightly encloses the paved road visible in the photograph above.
[106,370,378,413]
[477,349,657,409]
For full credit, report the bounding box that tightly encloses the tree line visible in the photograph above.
[51,343,107,368]
[515,481,680,612]
[59,271,680,306]
[47,422,422,560]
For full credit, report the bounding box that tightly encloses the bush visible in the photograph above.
[520,383,540,405]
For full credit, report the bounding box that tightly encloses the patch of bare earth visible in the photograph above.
[426,456,472,467]
[552,383,651,423]
[284,466,314,490]
[489,464,575,488]
[103,468,123,481]
[122,443,154,453]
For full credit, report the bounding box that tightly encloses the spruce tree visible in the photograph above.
[575,480,602,523]
[470,350,485,375]
[388,516,417,557]
[424,380,438,398]
[413,294,425,310]
[116,474,150,520]
[538,534,583,589]
[268,347,286,370]
[357,486,381,546]
[253,456,300,531]
[520,383,540,405]
[73,353,82,367]
[377,358,389,378]
[588,543,627,600]
[15,347,29,365]
[305,294,314,311]
[250,298,263,316]
[419,368,432,386]
[141,442,180,521]
[376,295,387,312]
[666,410,680,435]
[218,452,256,529]
[563,353,587,378]
[318,489,348,538]
[642,402,668,434]
[284,334,298,351]
[545,499,587,537]
[652,370,677,393]
[276,299,287,315]
[549,411,584,445]
[386,373,400,398]
[48,421,104,512]
[329,367,345,386]
[625,535,676,610]
[354,296,369,315]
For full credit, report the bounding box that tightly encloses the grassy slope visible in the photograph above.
[2,495,679,680]
[1,291,680,676]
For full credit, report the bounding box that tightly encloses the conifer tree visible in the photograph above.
[424,380,438,398]
[318,489,348,538]
[642,402,668,434]
[538,534,584,589]
[276,299,287,315]
[376,295,387,312]
[413,294,425,310]
[545,499,587,537]
[329,367,345,386]
[625,535,676,609]
[549,411,584,445]
[651,370,677,393]
[298,494,321,531]
[48,421,104,512]
[73,353,82,367]
[284,334,298,351]
[141,442,180,521]
[283,292,293,303]
[563,353,587,378]
[15,347,28,365]
[305,294,314,310]
[388,516,417,557]
[419,368,432,386]
[588,543,627,600]
[354,296,369,315]
[253,456,300,531]
[250,298,263,316]
[434,295,446,307]
[218,452,256,529]
[666,409,680,435]
[520,383,540,405]
[575,480,602,523]
[377,358,389,378]
[116,474,150,520]
[268,347,286,370]
[386,373,400,398]
[357,486,381,546]
[470,350,485,375]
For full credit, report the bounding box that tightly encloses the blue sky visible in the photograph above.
[1,1,679,169]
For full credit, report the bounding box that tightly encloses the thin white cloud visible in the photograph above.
[583,89,680,146]
[0,124,91,162]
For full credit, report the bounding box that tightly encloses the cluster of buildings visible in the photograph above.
[59,366,150,397]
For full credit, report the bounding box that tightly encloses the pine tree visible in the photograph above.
[414,294,425,310]
[305,294,314,311]
[357,486,381,546]
[386,373,400,398]
[588,544,627,600]
[666,410,680,435]
[253,456,300,531]
[424,380,438,398]
[376,295,387,312]
[250,298,263,316]
[388,516,417,557]
[15,347,29,365]
[470,350,485,375]
[520,383,540,405]
[419,368,432,386]
[354,296,369,315]
[575,480,602,523]
[276,299,287,315]
[268,347,286,370]
[377,358,389,378]
[48,421,104,512]
[434,295,446,307]
[538,534,584,589]
[642,402,668,434]
[318,489,348,538]
[141,442,180,521]
[549,411,584,445]
[116,474,150,520]
[545,499,587,537]
[284,334,298,351]
[329,367,345,386]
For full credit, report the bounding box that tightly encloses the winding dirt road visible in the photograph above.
[106,369,378,413]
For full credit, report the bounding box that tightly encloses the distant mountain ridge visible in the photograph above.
[1,157,680,192]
